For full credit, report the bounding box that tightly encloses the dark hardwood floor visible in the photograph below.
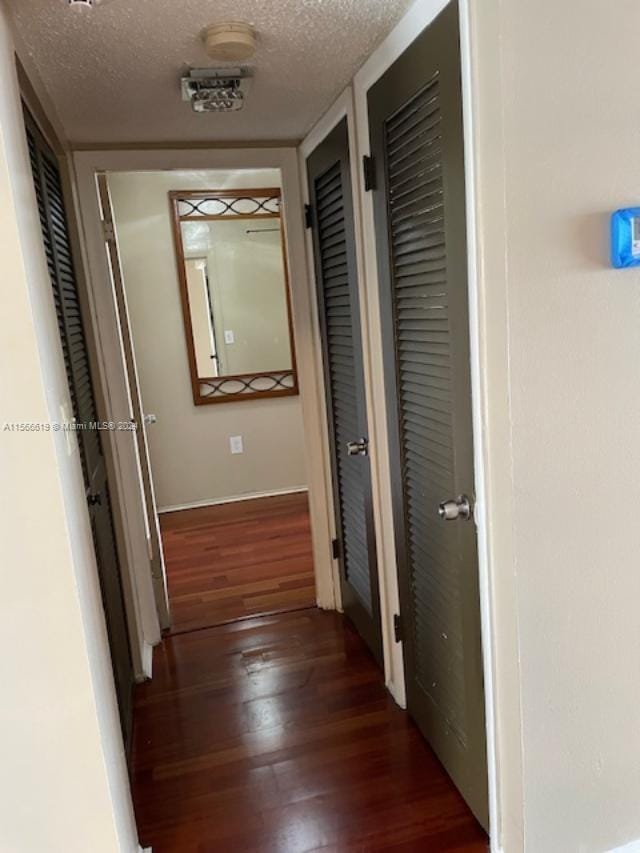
[132,608,488,852]
[160,493,317,633]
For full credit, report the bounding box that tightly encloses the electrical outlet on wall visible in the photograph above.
[229,435,243,455]
[224,329,235,344]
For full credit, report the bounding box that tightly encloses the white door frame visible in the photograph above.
[299,89,406,703]
[96,172,171,632]
[72,147,338,651]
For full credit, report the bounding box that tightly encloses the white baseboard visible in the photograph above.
[386,677,407,710]
[134,641,153,683]
[158,486,308,515]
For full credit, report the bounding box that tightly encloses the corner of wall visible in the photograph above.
[461,0,524,850]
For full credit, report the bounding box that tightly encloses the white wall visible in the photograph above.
[0,6,138,851]
[108,169,307,511]
[470,0,640,850]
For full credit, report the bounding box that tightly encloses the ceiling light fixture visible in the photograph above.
[203,22,256,62]
[65,0,116,8]
[181,68,252,114]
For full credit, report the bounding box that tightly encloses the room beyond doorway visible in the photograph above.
[161,493,316,634]
[104,165,318,637]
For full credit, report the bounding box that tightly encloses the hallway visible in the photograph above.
[131,608,488,852]
[161,493,316,633]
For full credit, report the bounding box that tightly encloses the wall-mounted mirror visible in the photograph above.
[170,188,298,405]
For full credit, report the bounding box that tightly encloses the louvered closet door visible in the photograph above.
[307,118,382,663]
[24,110,134,749]
[368,1,488,828]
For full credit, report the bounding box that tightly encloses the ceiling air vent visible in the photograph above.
[181,68,251,114]
[65,0,116,8]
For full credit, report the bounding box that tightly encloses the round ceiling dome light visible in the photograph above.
[203,22,256,62]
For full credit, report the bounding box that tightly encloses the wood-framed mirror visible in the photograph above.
[170,187,299,405]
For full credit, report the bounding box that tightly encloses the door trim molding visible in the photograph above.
[459,0,502,845]
[96,174,171,632]
[69,159,162,667]
[298,92,354,619]
[157,487,309,515]
[135,641,154,683]
[459,0,523,849]
[72,147,336,624]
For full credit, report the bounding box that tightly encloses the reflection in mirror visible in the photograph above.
[184,256,220,377]
[181,218,292,377]
[171,189,298,405]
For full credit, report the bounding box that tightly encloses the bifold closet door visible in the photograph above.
[367,1,488,828]
[25,109,135,750]
[307,118,382,663]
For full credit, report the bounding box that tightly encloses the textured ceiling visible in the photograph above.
[9,0,413,145]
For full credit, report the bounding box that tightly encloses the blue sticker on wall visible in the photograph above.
[611,207,640,268]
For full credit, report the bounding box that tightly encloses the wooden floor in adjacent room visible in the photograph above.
[160,492,316,633]
[132,608,488,853]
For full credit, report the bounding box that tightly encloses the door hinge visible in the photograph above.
[331,538,340,560]
[363,155,376,192]
[304,203,313,229]
[393,613,403,643]
[102,219,115,242]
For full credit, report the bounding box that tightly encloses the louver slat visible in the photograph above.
[26,112,133,750]
[38,142,102,482]
[315,162,372,613]
[384,73,467,745]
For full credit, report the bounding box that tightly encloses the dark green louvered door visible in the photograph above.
[368,1,488,828]
[25,111,134,750]
[307,119,382,663]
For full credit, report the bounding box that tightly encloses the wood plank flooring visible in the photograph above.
[160,493,316,633]
[132,608,488,852]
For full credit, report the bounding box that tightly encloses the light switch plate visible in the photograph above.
[229,435,243,454]
[224,329,235,344]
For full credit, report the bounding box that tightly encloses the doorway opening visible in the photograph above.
[105,167,317,635]
[160,493,314,633]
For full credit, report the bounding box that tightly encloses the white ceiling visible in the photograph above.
[9,0,413,145]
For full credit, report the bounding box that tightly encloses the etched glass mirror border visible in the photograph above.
[170,187,299,405]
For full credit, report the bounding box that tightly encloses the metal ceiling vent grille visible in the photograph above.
[65,0,116,8]
[181,68,251,114]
